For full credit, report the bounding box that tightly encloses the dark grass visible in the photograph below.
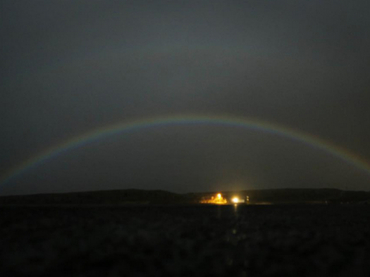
[1,204,370,276]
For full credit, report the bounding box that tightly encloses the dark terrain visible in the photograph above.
[1,204,370,276]
[1,188,369,205]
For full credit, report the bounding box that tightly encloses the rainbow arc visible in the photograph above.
[2,114,370,187]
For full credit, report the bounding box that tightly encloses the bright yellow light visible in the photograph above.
[217,193,222,199]
[232,197,239,203]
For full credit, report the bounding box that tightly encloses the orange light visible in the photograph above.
[200,193,227,204]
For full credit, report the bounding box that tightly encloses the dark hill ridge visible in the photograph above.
[0,188,369,205]
[0,189,188,205]
[219,188,370,204]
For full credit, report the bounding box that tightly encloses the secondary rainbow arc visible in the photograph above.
[2,115,370,187]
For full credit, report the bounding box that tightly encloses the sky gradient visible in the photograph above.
[1,1,370,195]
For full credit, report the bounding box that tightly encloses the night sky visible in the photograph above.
[1,1,370,195]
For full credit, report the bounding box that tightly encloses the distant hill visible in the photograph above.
[0,189,191,206]
[209,188,370,204]
[0,188,369,206]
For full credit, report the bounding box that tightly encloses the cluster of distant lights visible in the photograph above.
[201,193,245,205]
[218,193,241,204]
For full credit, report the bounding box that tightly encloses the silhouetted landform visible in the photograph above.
[212,188,370,205]
[0,189,188,206]
[0,188,370,206]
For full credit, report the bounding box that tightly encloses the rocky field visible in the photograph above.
[1,204,370,276]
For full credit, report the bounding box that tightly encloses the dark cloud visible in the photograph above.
[1,0,370,195]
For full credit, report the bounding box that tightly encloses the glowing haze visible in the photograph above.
[1,1,370,195]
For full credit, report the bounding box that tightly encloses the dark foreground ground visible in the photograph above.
[1,205,370,277]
